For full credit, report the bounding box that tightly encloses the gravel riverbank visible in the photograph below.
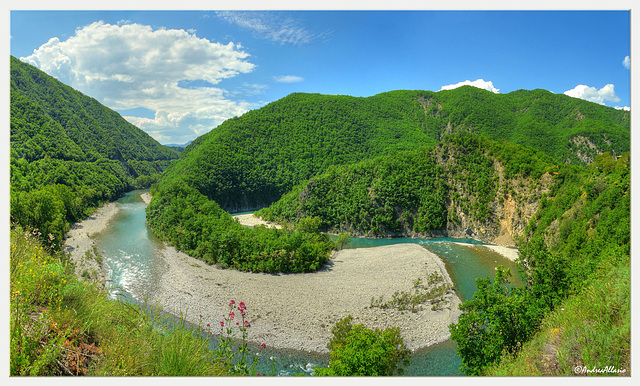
[149,242,462,354]
[64,194,463,354]
[63,202,120,285]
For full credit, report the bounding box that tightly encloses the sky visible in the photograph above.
[9,6,633,145]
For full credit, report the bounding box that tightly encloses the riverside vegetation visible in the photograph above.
[10,56,178,250]
[10,55,630,376]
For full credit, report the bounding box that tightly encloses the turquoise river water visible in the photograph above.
[94,190,524,376]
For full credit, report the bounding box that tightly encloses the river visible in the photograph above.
[95,190,523,376]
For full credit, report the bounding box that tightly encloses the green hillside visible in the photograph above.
[10,56,179,248]
[453,151,630,375]
[157,87,629,213]
[257,132,559,242]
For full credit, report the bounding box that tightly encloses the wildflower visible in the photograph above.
[207,323,210,327]
[238,301,246,311]
[229,311,235,320]
[229,300,236,306]
[261,343,266,349]
[244,320,251,328]
[220,321,224,327]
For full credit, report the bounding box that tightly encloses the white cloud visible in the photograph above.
[273,75,304,83]
[615,106,630,111]
[216,11,326,45]
[440,79,500,93]
[563,84,621,105]
[21,21,257,144]
[623,55,630,69]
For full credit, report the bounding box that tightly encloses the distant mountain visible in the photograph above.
[156,87,629,212]
[163,140,193,148]
[10,55,179,247]
[163,141,193,153]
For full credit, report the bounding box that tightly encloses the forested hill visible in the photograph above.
[258,133,559,246]
[159,87,629,212]
[10,56,179,248]
[10,56,176,163]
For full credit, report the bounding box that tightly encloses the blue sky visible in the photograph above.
[10,8,632,145]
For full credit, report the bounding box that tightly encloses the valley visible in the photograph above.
[9,55,630,377]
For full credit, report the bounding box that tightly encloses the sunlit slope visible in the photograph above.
[159,87,629,212]
[10,56,179,247]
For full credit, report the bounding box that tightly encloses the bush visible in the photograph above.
[315,315,410,376]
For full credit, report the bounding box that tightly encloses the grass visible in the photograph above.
[485,263,630,376]
[10,225,234,376]
[369,271,452,312]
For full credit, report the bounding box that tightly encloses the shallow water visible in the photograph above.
[95,190,523,376]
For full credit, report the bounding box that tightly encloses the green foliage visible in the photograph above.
[335,232,352,250]
[486,263,630,376]
[146,182,334,273]
[260,133,557,237]
[449,152,630,375]
[158,87,628,216]
[296,216,323,233]
[10,56,177,249]
[9,226,230,376]
[449,267,544,375]
[315,316,410,376]
[370,272,452,312]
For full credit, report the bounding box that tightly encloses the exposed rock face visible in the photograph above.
[396,151,556,247]
[438,163,554,247]
[569,135,603,165]
[319,148,557,248]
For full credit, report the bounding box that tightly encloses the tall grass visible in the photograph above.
[485,263,630,376]
[10,225,231,376]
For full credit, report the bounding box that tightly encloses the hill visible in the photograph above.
[258,132,559,246]
[452,151,630,375]
[10,56,179,248]
[157,87,629,213]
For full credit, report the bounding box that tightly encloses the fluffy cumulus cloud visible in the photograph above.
[563,84,621,105]
[21,21,257,144]
[440,79,500,93]
[622,55,630,69]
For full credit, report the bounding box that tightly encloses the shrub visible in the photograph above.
[315,315,410,376]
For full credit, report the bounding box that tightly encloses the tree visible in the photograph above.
[315,315,410,376]
[448,267,540,375]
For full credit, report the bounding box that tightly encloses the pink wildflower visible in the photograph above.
[229,300,236,306]
[244,320,251,328]
[220,321,224,327]
[229,311,235,320]
[238,302,246,311]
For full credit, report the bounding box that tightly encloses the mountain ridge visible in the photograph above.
[10,56,179,248]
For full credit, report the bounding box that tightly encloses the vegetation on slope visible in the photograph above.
[449,152,630,375]
[485,263,630,376]
[10,56,178,248]
[9,226,232,376]
[258,132,558,241]
[146,182,334,273]
[149,87,628,275]
[157,87,628,213]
